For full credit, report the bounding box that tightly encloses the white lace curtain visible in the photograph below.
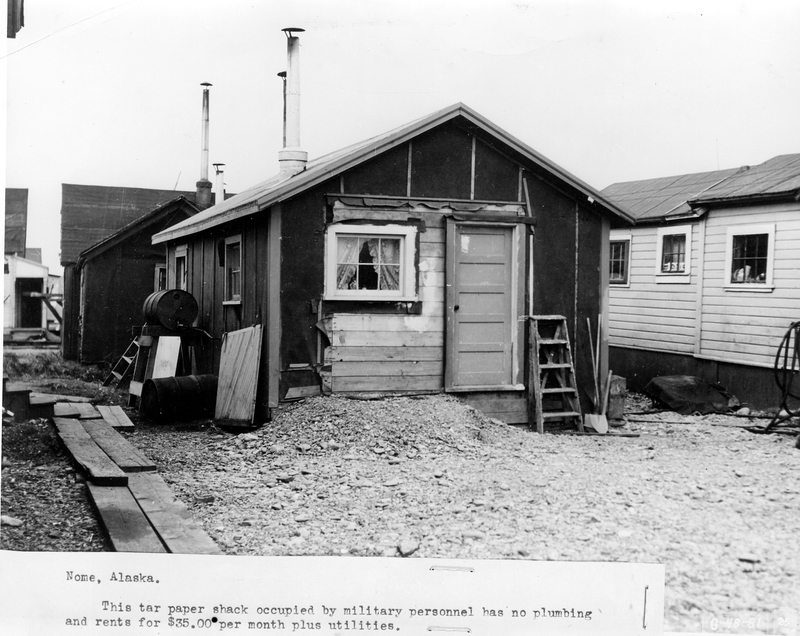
[336,236,400,291]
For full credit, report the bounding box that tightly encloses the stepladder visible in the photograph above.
[528,315,583,433]
[102,339,140,387]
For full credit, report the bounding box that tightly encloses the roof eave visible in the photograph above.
[688,189,800,209]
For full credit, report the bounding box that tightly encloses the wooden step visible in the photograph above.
[541,387,577,395]
[538,339,568,345]
[53,417,128,486]
[126,473,222,555]
[81,419,155,472]
[97,405,135,431]
[541,411,581,420]
[86,484,166,553]
[540,363,571,369]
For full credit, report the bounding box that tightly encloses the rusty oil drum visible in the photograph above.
[140,374,217,422]
[142,289,198,330]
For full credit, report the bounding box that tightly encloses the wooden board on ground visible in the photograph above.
[30,392,93,404]
[126,473,222,555]
[86,483,166,553]
[214,325,262,426]
[52,417,128,486]
[97,404,135,431]
[81,419,156,472]
[53,402,80,418]
[74,402,102,419]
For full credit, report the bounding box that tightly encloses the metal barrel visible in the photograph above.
[141,289,199,331]
[140,374,218,422]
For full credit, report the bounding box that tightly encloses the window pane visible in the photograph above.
[609,240,629,284]
[661,234,686,273]
[176,256,186,291]
[226,242,241,300]
[731,233,768,283]
[336,235,403,292]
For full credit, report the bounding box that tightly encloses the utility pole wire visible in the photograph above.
[1,0,139,60]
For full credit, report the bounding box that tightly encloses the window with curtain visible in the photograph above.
[655,225,691,281]
[325,224,417,300]
[724,224,775,290]
[224,236,242,303]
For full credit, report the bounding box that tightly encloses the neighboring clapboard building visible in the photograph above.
[60,184,199,362]
[603,154,800,408]
[153,98,634,425]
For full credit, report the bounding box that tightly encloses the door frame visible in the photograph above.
[444,219,526,392]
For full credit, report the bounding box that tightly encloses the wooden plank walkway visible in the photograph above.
[127,473,223,555]
[54,413,221,555]
[86,484,167,553]
[97,405,135,431]
[53,417,128,486]
[81,419,156,472]
[53,402,80,418]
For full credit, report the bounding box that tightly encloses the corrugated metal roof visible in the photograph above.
[153,103,634,244]
[5,188,28,254]
[61,184,196,265]
[603,153,800,222]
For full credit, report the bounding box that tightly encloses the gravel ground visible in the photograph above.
[2,388,798,633]
[126,394,800,633]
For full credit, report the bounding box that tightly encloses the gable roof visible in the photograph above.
[61,184,196,265]
[603,153,800,223]
[153,103,634,244]
[77,196,199,265]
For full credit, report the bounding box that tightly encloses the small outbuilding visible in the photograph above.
[153,98,633,426]
[60,184,199,362]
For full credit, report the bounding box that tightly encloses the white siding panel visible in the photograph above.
[699,203,800,367]
[609,224,699,354]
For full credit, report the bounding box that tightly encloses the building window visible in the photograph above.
[154,264,167,292]
[224,235,242,303]
[174,245,188,291]
[655,225,691,280]
[325,224,417,301]
[725,224,775,290]
[609,237,631,285]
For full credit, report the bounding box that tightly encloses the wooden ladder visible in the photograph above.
[103,340,140,387]
[529,315,583,433]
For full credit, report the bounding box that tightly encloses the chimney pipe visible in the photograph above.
[196,82,213,209]
[278,28,307,179]
[213,163,225,204]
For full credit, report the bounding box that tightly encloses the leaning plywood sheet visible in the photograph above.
[96,405,135,431]
[214,325,263,426]
[126,473,222,555]
[151,336,181,379]
[30,392,93,404]
[53,417,128,486]
[81,419,156,472]
[86,483,166,553]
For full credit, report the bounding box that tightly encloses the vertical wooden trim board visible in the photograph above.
[267,204,282,408]
[693,216,706,356]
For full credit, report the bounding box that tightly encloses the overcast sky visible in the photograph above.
[6,0,800,273]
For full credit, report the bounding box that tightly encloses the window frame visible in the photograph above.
[324,224,418,301]
[655,224,691,283]
[723,223,775,292]
[154,264,167,292]
[174,244,188,291]
[223,235,242,305]
[608,232,632,287]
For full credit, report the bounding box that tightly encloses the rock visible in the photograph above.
[383,478,400,487]
[297,443,312,452]
[397,539,419,557]
[271,503,283,510]
[618,529,634,538]
[194,493,216,504]
[269,444,284,453]
[433,470,444,478]
[462,530,485,540]
[295,514,311,523]
[240,433,258,442]
[737,554,761,564]
[276,473,294,483]
[328,442,342,450]
[1,515,23,527]
[735,407,751,416]
[373,447,386,455]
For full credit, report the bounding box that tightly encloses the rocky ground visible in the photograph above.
[2,379,798,633]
